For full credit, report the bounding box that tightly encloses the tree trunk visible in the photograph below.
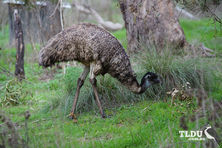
[8,1,62,45]
[14,9,25,81]
[119,0,186,53]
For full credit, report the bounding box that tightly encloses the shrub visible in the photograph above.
[0,79,30,106]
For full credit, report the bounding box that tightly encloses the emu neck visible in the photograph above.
[128,79,151,94]
[139,80,151,94]
[127,80,142,94]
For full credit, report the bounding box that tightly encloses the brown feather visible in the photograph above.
[39,23,140,92]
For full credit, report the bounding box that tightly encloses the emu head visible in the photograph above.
[138,72,160,94]
[141,72,160,85]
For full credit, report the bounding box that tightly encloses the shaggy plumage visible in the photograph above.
[39,23,159,93]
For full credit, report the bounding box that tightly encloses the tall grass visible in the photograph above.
[137,47,215,98]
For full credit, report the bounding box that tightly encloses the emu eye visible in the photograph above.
[146,74,151,79]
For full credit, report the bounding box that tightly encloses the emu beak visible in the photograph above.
[155,79,160,84]
[153,78,160,84]
[156,75,163,84]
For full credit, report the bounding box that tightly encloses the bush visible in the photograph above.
[0,79,31,106]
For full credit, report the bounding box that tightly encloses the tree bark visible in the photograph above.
[14,9,25,81]
[119,0,186,53]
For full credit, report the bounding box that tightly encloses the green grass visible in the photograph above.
[3,100,200,148]
[180,19,222,53]
[1,19,222,147]
[112,29,128,50]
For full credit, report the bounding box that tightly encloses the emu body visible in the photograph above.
[39,23,160,119]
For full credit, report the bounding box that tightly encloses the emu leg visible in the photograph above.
[69,66,89,122]
[89,78,106,118]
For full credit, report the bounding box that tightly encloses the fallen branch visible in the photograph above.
[72,3,124,31]
[72,3,91,14]
[201,43,214,53]
[200,43,216,57]
[184,42,216,58]
[176,6,198,20]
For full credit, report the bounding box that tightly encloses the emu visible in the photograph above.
[39,23,160,120]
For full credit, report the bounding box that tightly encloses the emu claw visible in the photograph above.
[68,112,78,123]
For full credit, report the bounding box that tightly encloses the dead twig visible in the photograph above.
[49,0,61,18]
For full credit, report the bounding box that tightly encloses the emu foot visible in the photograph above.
[101,112,109,119]
[102,114,112,119]
[102,114,106,119]
[68,112,78,123]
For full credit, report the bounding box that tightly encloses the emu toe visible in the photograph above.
[101,113,107,119]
